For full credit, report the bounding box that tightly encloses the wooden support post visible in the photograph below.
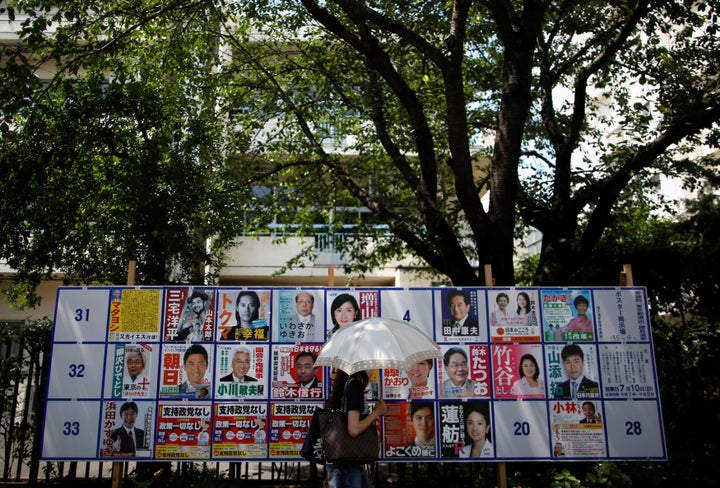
[112,260,138,488]
[328,263,335,286]
[126,259,137,286]
[620,264,634,286]
[483,264,508,488]
[483,264,494,287]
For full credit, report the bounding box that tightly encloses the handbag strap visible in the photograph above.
[340,376,354,413]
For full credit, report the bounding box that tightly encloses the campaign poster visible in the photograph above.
[216,289,271,341]
[98,400,154,458]
[326,289,379,338]
[213,402,268,458]
[593,288,649,342]
[546,343,600,400]
[159,343,213,398]
[383,361,437,401]
[107,288,162,342]
[383,401,437,459]
[274,289,324,343]
[598,344,657,399]
[439,401,493,459]
[550,400,607,458]
[437,345,491,398]
[491,343,546,399]
[104,343,157,399]
[268,402,321,458]
[488,289,541,342]
[435,289,486,341]
[215,344,268,399]
[163,287,215,342]
[541,289,595,342]
[383,369,409,400]
[271,344,324,400]
[155,402,213,459]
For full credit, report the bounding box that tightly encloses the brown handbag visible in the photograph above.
[319,378,379,463]
[319,411,379,463]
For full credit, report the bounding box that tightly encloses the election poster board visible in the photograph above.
[41,286,666,462]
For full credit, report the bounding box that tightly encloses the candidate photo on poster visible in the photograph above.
[326,290,379,338]
[406,401,436,457]
[217,289,271,341]
[163,287,214,342]
[439,289,481,339]
[221,346,258,382]
[488,290,541,342]
[271,345,323,400]
[178,344,212,398]
[121,345,154,398]
[439,401,493,459]
[565,294,594,338]
[159,343,213,398]
[549,399,607,457]
[111,401,146,453]
[215,344,268,399]
[439,346,475,398]
[459,402,493,458]
[541,289,594,342]
[578,401,602,424]
[405,359,436,400]
[509,352,545,398]
[275,289,323,342]
[383,402,437,458]
[327,292,361,337]
[293,350,322,390]
[549,344,600,400]
[491,344,545,399]
[176,289,213,342]
[99,400,154,458]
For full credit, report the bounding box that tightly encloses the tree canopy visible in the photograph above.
[1,0,719,299]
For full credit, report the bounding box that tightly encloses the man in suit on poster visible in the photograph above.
[220,347,258,382]
[553,344,599,399]
[579,401,601,423]
[289,291,317,342]
[446,290,479,335]
[405,402,436,457]
[294,351,321,389]
[110,401,146,453]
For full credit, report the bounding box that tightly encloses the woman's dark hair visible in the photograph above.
[443,346,468,367]
[329,293,361,329]
[463,402,491,445]
[516,292,531,315]
[573,295,589,308]
[235,291,260,324]
[518,353,540,380]
[327,369,369,410]
[495,292,509,304]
